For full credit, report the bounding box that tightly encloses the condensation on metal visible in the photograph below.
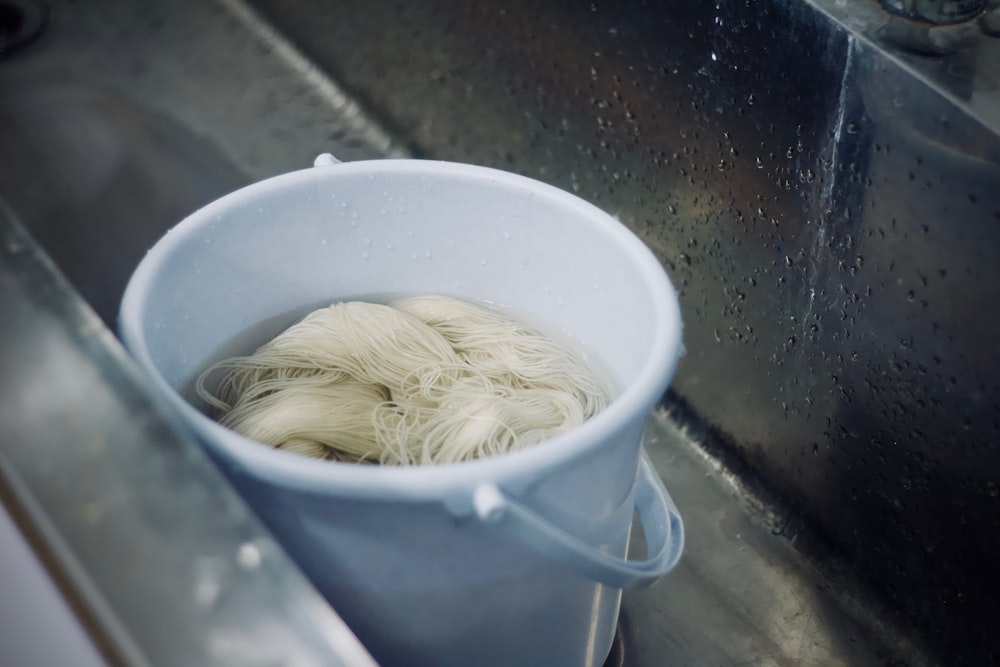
[241,1,1000,664]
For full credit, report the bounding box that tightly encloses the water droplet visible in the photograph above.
[237,543,262,570]
[362,251,369,259]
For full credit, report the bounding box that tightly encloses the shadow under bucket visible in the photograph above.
[119,156,685,667]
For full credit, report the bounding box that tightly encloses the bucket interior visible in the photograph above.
[127,160,679,415]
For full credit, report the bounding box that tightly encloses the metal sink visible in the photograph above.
[0,0,406,324]
[5,0,997,664]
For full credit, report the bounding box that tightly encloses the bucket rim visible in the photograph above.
[119,158,683,501]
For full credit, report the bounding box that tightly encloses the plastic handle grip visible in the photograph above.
[472,449,683,589]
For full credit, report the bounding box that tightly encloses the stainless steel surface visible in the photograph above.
[0,0,48,57]
[239,1,1000,663]
[1,0,995,664]
[0,199,379,665]
[878,0,986,24]
[621,410,930,667]
[0,0,410,324]
[0,501,108,667]
[0,201,377,666]
[814,0,1000,95]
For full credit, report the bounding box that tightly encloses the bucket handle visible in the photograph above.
[471,449,683,589]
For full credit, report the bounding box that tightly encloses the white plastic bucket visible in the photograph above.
[119,156,684,667]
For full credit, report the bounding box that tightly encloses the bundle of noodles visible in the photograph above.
[196,296,610,465]
[393,295,609,418]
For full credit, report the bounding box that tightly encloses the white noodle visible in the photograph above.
[196,296,610,465]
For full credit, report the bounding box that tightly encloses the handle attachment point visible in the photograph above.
[313,153,342,167]
[473,484,507,523]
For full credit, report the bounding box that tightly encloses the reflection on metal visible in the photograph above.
[0,0,996,664]
[620,412,931,666]
[243,1,1000,664]
[0,0,47,57]
[0,201,377,665]
[879,0,986,24]
[0,0,410,324]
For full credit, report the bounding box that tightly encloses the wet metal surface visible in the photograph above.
[0,0,409,323]
[0,0,47,57]
[0,201,377,666]
[246,1,1000,662]
[1,0,994,664]
[0,500,108,667]
[614,410,928,666]
[814,0,1000,107]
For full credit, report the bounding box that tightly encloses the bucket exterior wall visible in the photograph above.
[212,433,635,666]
